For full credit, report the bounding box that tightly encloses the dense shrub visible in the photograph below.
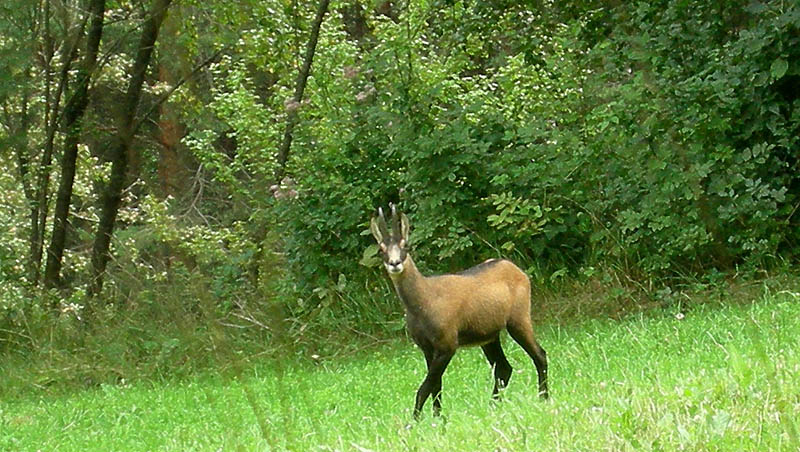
[2,0,797,345]
[265,1,799,308]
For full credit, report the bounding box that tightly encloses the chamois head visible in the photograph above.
[370,204,410,275]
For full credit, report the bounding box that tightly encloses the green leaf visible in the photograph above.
[770,58,788,80]
[359,244,381,267]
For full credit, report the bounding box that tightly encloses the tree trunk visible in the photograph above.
[156,64,184,199]
[44,0,106,289]
[88,0,173,298]
[249,0,329,286]
[274,0,331,182]
[30,1,84,286]
[28,0,55,286]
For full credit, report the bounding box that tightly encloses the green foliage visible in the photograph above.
[262,0,800,303]
[580,0,800,272]
[163,1,800,333]
[2,0,800,373]
[0,164,28,286]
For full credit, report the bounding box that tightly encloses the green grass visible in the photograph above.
[2,287,799,451]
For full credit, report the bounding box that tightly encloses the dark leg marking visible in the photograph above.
[415,350,454,419]
[481,338,512,399]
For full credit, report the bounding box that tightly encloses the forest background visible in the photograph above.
[1,0,798,391]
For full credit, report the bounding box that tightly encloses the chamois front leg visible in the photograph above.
[421,349,443,414]
[414,350,453,419]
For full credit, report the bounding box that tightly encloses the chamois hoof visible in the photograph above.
[539,391,550,400]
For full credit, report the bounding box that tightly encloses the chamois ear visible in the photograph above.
[399,213,410,247]
[370,216,384,244]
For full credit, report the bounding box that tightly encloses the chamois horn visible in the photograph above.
[374,206,390,242]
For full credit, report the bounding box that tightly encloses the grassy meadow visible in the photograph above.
[2,286,799,451]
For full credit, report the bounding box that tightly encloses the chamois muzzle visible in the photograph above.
[384,244,405,274]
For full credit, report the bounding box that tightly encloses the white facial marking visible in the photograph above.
[384,243,405,274]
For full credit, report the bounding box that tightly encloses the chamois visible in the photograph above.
[370,205,549,419]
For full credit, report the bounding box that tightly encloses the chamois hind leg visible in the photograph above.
[481,338,512,399]
[415,349,453,419]
[507,320,549,399]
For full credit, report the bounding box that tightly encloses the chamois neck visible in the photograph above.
[389,254,428,313]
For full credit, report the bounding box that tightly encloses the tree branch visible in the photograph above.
[274,0,331,183]
[131,48,225,136]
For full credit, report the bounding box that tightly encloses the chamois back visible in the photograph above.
[426,259,531,348]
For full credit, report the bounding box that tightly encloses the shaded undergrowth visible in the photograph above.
[1,269,797,403]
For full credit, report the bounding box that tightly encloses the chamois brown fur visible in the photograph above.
[370,205,549,419]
